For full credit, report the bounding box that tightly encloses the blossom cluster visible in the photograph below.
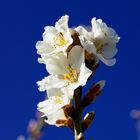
[36,15,120,127]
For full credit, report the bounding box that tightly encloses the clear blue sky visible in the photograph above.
[0,0,139,139]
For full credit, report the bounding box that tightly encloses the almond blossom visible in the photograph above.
[37,46,92,98]
[75,17,120,66]
[37,89,70,126]
[36,15,73,64]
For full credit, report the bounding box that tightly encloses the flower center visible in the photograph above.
[49,95,64,105]
[63,66,79,83]
[94,40,104,53]
[53,33,68,47]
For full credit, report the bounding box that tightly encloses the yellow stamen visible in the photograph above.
[94,40,103,53]
[63,66,79,83]
[50,96,64,105]
[53,33,68,47]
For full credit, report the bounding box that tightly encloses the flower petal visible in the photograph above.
[55,15,73,46]
[38,94,70,115]
[37,75,67,91]
[82,40,97,54]
[36,41,54,56]
[47,88,63,97]
[61,82,79,99]
[45,109,67,127]
[55,15,69,34]
[43,26,58,42]
[97,54,116,66]
[75,26,88,37]
[78,63,92,86]
[45,52,68,75]
[68,45,84,71]
[102,45,118,59]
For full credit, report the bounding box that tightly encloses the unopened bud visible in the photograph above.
[82,111,95,132]
[82,80,105,108]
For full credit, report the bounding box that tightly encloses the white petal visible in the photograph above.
[55,15,69,34]
[45,52,68,75]
[102,45,118,59]
[75,26,96,55]
[38,94,70,115]
[43,26,58,42]
[107,28,120,43]
[37,57,45,64]
[38,100,54,115]
[37,75,67,91]
[78,63,92,86]
[75,26,94,40]
[62,63,92,98]
[68,45,84,71]
[55,15,73,45]
[91,17,105,30]
[75,26,88,37]
[61,82,79,99]
[45,109,67,127]
[47,88,63,97]
[97,54,116,66]
[92,17,109,40]
[47,88,71,103]
[91,17,120,44]
[82,40,97,54]
[36,41,54,55]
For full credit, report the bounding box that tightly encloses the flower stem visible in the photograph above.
[73,86,84,140]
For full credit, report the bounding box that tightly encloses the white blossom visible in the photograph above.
[37,46,92,99]
[36,15,119,128]
[37,89,70,127]
[75,17,120,66]
[36,15,73,63]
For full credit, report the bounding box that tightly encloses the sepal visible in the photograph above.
[56,117,74,130]
[63,104,75,118]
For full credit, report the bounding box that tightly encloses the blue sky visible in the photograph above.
[0,0,140,139]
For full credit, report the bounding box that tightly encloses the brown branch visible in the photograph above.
[73,86,84,140]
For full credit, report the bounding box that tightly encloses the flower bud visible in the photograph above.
[81,80,105,108]
[82,111,95,132]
